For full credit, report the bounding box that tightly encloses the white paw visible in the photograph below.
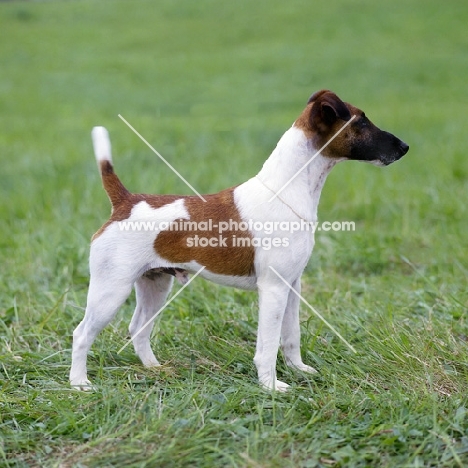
[70,379,94,391]
[292,363,318,374]
[274,380,291,392]
[141,358,161,368]
[261,379,291,392]
[135,348,160,368]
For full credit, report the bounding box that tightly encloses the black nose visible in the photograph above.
[399,141,409,155]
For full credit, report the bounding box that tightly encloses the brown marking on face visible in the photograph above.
[310,101,361,160]
[294,90,352,146]
[154,188,255,277]
[294,90,409,165]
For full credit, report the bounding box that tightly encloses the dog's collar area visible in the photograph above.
[255,176,314,226]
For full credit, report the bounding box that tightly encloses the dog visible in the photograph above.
[70,90,409,391]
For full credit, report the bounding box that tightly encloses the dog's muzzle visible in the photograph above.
[380,138,409,166]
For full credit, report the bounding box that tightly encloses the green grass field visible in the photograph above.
[1,0,468,466]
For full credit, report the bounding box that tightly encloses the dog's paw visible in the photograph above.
[261,379,291,392]
[285,359,318,374]
[139,356,161,368]
[274,380,291,392]
[70,379,94,391]
[293,363,318,374]
[144,361,161,369]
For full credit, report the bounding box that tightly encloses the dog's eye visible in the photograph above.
[353,114,368,131]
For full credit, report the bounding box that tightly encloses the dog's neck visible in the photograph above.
[256,126,340,222]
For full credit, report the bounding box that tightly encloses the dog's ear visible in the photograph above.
[307,89,332,104]
[309,90,351,130]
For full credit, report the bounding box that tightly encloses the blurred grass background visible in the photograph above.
[1,0,467,466]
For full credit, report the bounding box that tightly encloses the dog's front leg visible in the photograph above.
[280,277,317,374]
[254,279,292,391]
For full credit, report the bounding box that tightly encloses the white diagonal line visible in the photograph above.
[117,266,206,354]
[118,114,207,202]
[268,115,356,202]
[269,266,357,353]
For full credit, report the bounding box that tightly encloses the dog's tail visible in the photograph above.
[91,126,130,208]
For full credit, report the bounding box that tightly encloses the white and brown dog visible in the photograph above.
[70,90,409,391]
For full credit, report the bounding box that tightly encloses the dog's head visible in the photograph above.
[295,90,409,166]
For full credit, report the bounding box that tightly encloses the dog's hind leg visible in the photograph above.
[129,272,174,367]
[280,278,317,374]
[70,273,134,390]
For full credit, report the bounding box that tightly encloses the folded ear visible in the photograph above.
[307,89,332,104]
[309,90,351,130]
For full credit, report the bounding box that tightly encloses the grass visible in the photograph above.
[1,0,468,466]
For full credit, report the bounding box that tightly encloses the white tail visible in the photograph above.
[91,126,112,164]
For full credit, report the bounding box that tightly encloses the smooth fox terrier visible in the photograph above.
[70,90,409,391]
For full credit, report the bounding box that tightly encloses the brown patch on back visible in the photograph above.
[154,188,255,277]
[93,182,255,277]
[92,193,181,241]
